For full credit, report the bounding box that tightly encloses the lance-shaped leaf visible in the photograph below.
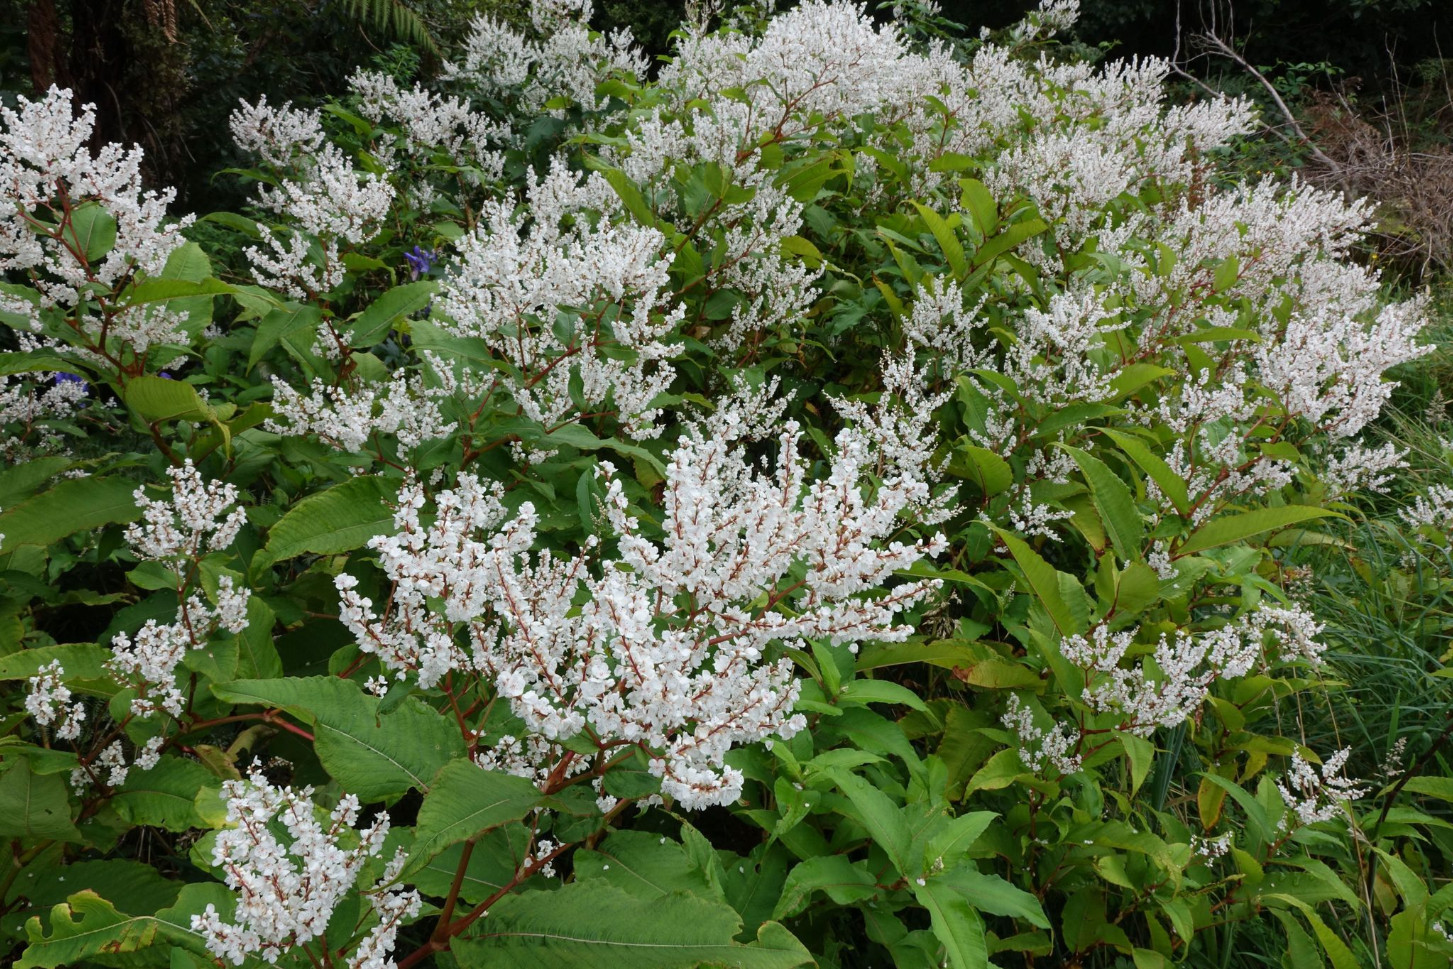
[212,676,464,800]
[1178,506,1340,557]
[455,881,813,969]
[257,475,396,565]
[404,760,541,878]
[1062,445,1145,561]
[0,477,140,555]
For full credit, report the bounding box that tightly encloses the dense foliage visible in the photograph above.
[1,2,1451,968]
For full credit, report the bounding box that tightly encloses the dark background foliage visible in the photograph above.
[3,0,1449,213]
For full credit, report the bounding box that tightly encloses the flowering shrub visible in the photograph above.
[1,1,1450,967]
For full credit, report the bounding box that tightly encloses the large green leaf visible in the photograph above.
[1178,506,1340,557]
[125,376,216,424]
[212,676,465,800]
[948,445,1013,498]
[0,457,73,507]
[823,769,912,875]
[912,203,967,279]
[0,644,112,682]
[350,281,438,346]
[64,202,117,263]
[0,760,81,842]
[991,528,1081,637]
[18,885,238,969]
[1063,445,1144,561]
[114,758,219,832]
[574,831,723,901]
[1099,428,1190,515]
[912,874,989,969]
[247,304,323,371]
[771,855,879,920]
[18,892,159,968]
[937,864,1049,928]
[455,881,813,969]
[258,476,396,565]
[0,476,140,554]
[405,760,541,877]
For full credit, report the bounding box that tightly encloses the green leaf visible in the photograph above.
[913,875,989,969]
[824,769,912,874]
[972,217,1048,269]
[0,476,140,555]
[958,179,998,238]
[405,760,541,877]
[1212,256,1240,292]
[949,445,1013,497]
[113,758,218,832]
[350,281,438,346]
[18,892,159,968]
[938,864,1050,928]
[1178,506,1340,557]
[1120,732,1154,795]
[1403,776,1453,802]
[541,422,667,476]
[0,644,112,681]
[1063,446,1144,560]
[912,203,967,279]
[258,476,396,565]
[772,855,879,920]
[923,812,996,870]
[125,277,236,309]
[211,677,465,800]
[125,376,214,424]
[456,882,814,969]
[991,528,1081,637]
[0,760,81,842]
[0,456,72,508]
[65,202,118,263]
[1099,429,1190,516]
[966,747,1032,794]
[841,679,930,712]
[575,831,724,902]
[17,885,229,969]
[855,636,994,672]
[247,304,323,372]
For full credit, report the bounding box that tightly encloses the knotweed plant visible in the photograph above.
[1,2,1448,968]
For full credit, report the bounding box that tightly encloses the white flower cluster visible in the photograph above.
[267,372,456,453]
[109,577,250,718]
[229,95,327,168]
[1061,605,1327,737]
[1001,694,1082,776]
[444,0,647,118]
[73,736,165,792]
[0,87,194,357]
[1399,484,1453,533]
[348,70,508,192]
[112,461,250,717]
[1191,832,1232,860]
[25,660,86,740]
[125,460,248,563]
[1275,748,1369,829]
[192,772,419,967]
[435,161,681,439]
[828,352,955,523]
[0,373,87,458]
[337,400,944,809]
[230,98,395,298]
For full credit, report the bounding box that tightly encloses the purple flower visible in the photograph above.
[53,372,88,393]
[403,246,437,281]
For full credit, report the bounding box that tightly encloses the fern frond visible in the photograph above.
[341,0,439,55]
